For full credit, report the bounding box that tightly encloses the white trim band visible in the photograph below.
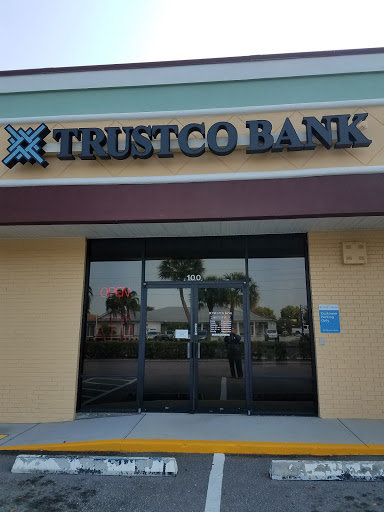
[1,166,383,188]
[1,98,384,126]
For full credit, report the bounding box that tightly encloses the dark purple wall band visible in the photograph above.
[1,174,383,225]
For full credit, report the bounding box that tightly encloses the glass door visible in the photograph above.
[141,281,250,413]
[141,286,193,412]
[195,284,248,412]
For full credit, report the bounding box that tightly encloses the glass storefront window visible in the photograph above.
[78,235,316,415]
[79,260,142,411]
[248,257,315,414]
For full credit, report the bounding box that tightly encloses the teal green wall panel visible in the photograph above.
[1,72,384,119]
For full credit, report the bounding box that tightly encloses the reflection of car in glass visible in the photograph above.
[153,333,174,341]
[197,330,207,341]
[293,325,310,336]
[265,329,279,341]
[147,332,161,340]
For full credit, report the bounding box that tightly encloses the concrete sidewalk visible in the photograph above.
[0,413,384,455]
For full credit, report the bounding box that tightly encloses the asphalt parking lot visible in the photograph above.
[0,453,383,512]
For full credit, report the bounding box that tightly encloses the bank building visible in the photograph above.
[0,47,383,422]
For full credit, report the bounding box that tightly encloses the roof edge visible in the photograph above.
[1,47,384,77]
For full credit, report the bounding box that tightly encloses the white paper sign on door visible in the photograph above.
[209,311,232,335]
[175,329,189,339]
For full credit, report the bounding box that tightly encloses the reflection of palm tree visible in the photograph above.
[105,289,140,338]
[223,272,259,318]
[199,277,229,312]
[158,259,205,323]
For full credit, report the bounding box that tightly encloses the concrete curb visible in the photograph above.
[2,439,384,455]
[11,455,178,476]
[270,460,384,480]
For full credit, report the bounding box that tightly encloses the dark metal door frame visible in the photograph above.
[137,280,251,413]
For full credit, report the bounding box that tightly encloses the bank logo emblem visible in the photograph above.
[2,123,50,169]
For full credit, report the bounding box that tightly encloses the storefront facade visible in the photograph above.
[1,49,384,422]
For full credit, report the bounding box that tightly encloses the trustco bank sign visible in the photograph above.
[2,113,372,169]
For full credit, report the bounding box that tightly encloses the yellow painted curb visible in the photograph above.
[1,439,384,456]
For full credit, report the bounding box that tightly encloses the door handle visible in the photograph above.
[187,342,191,359]
[197,342,200,359]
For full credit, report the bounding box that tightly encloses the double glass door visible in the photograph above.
[141,281,249,413]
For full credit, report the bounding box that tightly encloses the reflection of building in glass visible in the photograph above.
[87,307,276,341]
[149,307,276,341]
[87,312,139,339]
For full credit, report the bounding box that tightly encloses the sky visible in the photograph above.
[1,0,384,71]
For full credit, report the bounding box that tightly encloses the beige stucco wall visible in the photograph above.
[1,106,384,181]
[0,239,86,422]
[308,231,384,419]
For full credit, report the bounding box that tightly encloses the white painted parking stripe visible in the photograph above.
[204,453,225,512]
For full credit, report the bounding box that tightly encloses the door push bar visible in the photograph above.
[187,342,201,359]
[186,323,201,359]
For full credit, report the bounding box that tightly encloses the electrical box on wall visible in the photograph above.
[342,242,367,264]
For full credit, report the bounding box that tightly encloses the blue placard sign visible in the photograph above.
[319,304,340,333]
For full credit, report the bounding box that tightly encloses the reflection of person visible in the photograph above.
[224,327,243,379]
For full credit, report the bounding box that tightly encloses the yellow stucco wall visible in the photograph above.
[1,106,384,181]
[308,231,384,419]
[0,239,86,422]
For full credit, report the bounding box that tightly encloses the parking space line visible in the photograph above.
[0,435,6,440]
[204,453,225,512]
[81,387,111,392]
[84,382,123,388]
[83,378,128,385]
[82,378,137,406]
[220,377,227,401]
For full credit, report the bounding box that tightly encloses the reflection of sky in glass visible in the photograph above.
[145,259,245,281]
[88,257,307,317]
[248,258,307,317]
[147,289,192,310]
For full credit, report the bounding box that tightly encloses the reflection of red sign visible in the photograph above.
[95,324,134,341]
[100,287,130,298]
